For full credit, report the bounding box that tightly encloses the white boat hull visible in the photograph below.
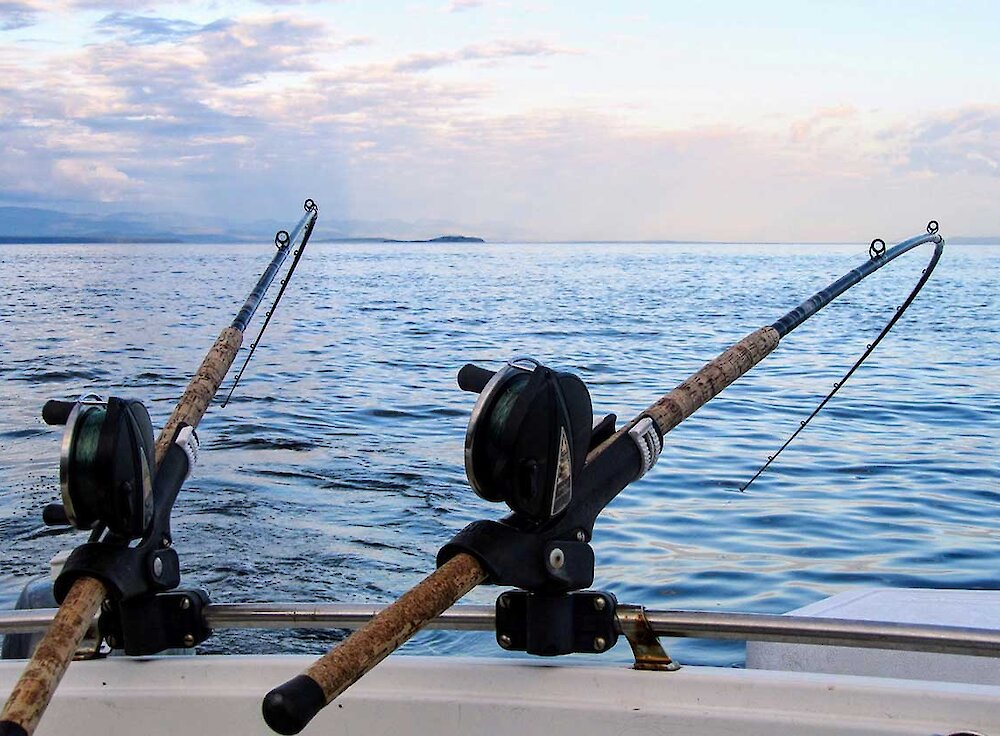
[3,654,999,735]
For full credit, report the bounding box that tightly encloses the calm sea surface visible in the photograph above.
[0,239,997,666]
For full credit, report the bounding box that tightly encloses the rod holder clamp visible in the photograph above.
[100,589,211,656]
[495,589,619,656]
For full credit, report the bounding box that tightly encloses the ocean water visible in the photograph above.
[0,238,997,667]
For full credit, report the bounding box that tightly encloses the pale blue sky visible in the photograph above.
[1,1,997,240]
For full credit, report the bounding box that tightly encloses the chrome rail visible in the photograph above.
[3,603,999,659]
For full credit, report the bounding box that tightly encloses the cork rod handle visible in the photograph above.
[263,553,487,734]
[0,578,106,736]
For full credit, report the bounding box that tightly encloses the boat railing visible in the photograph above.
[3,603,998,660]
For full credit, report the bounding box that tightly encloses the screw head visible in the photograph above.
[575,530,586,542]
[548,548,565,570]
[179,596,191,611]
[498,634,512,649]
[183,634,195,647]
[593,596,606,611]
[152,555,163,578]
[593,636,607,652]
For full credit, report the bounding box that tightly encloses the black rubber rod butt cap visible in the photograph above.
[262,674,327,735]
[42,399,75,426]
[0,721,29,736]
[458,363,495,393]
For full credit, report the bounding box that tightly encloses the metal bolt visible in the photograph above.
[548,548,565,569]
[498,634,512,649]
[593,636,607,652]
[575,530,586,542]
[593,597,606,612]
[179,596,191,611]
[152,556,163,578]
[160,536,172,549]
[183,634,195,647]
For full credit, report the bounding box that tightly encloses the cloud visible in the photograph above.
[0,5,996,240]
[392,39,576,72]
[95,11,207,44]
[0,12,343,208]
[0,1,42,29]
[444,0,483,12]
[789,105,858,143]
[52,158,132,200]
[897,106,1000,178]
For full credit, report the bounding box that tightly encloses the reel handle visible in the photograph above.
[41,400,75,426]
[457,363,495,393]
[42,504,69,526]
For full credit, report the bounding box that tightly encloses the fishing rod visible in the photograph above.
[262,222,944,735]
[0,199,318,736]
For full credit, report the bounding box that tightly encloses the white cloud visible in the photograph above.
[52,158,133,200]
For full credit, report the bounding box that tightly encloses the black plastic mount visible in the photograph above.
[100,589,211,656]
[437,405,646,594]
[54,543,180,603]
[495,589,619,656]
[442,361,660,660]
[53,435,192,604]
[50,422,207,656]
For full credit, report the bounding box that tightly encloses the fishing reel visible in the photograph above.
[460,358,594,523]
[43,395,156,540]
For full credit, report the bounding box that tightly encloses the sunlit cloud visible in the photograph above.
[391,39,577,73]
[444,0,483,12]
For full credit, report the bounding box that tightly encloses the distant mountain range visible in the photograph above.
[0,206,995,244]
[0,206,486,244]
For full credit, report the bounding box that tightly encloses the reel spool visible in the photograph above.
[463,358,593,523]
[53,395,156,540]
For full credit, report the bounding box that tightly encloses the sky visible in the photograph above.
[0,0,998,241]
